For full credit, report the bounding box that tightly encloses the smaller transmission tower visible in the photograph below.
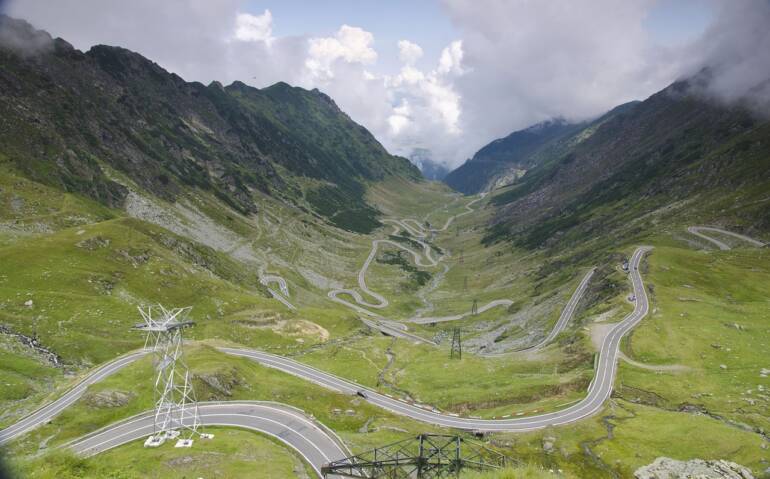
[450,328,462,359]
[463,276,468,291]
[134,305,202,448]
[459,248,464,264]
[471,299,478,316]
[322,434,511,478]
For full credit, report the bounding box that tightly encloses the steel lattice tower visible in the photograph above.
[134,305,200,448]
[321,434,511,478]
[450,328,462,359]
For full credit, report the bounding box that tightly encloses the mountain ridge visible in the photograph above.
[0,15,419,233]
[444,117,580,194]
[482,75,770,250]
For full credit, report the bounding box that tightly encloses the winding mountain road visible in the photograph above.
[65,402,348,476]
[328,194,519,327]
[328,194,596,353]
[0,350,148,446]
[687,226,765,250]
[517,267,596,352]
[0,246,650,477]
[220,250,647,432]
[260,274,296,310]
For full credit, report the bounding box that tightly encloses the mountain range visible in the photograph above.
[2,13,770,479]
[445,74,770,252]
[444,117,579,194]
[0,15,419,234]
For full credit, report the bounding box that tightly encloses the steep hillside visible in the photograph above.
[484,76,770,252]
[444,118,577,194]
[0,15,419,233]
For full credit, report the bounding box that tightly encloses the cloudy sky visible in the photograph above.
[3,0,768,169]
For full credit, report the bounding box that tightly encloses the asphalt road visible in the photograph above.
[260,274,296,310]
[0,350,149,446]
[359,317,436,345]
[220,248,651,432]
[66,402,348,477]
[406,299,514,324]
[518,267,596,351]
[0,239,650,466]
[328,193,522,330]
[687,226,765,250]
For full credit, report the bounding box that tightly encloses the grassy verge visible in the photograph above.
[10,427,312,479]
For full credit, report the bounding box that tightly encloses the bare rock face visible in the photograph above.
[634,457,754,479]
[194,369,241,399]
[84,390,134,408]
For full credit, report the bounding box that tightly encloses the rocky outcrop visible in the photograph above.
[0,324,62,366]
[84,390,135,408]
[194,369,242,399]
[634,457,754,479]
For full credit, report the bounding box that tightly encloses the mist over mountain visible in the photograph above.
[0,15,419,233]
[481,73,770,250]
[409,148,450,181]
[444,118,579,194]
[2,5,770,479]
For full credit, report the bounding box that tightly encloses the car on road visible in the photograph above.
[356,390,368,399]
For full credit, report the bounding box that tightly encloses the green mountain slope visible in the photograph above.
[2,15,770,479]
[444,118,578,194]
[0,15,419,233]
[444,103,641,195]
[483,76,770,251]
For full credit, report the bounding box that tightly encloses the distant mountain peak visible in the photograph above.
[409,148,450,181]
[444,117,577,194]
[523,117,569,133]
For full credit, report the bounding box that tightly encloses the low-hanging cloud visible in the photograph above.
[442,0,688,163]
[682,0,770,115]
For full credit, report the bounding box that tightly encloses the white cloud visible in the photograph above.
[397,39,423,65]
[437,0,689,164]
[422,76,462,134]
[388,99,412,134]
[681,0,770,115]
[305,25,377,80]
[390,65,425,86]
[234,10,273,45]
[437,40,464,75]
[7,1,765,169]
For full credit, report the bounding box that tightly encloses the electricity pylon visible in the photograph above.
[321,434,511,478]
[450,328,462,359]
[471,299,478,316]
[134,305,202,448]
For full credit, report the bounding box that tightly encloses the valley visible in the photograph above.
[2,170,769,478]
[1,11,769,479]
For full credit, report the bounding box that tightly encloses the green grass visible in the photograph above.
[616,241,770,434]
[385,340,591,416]
[3,166,770,478]
[462,464,572,479]
[0,217,274,365]
[478,396,768,478]
[10,427,312,479]
[3,344,436,460]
